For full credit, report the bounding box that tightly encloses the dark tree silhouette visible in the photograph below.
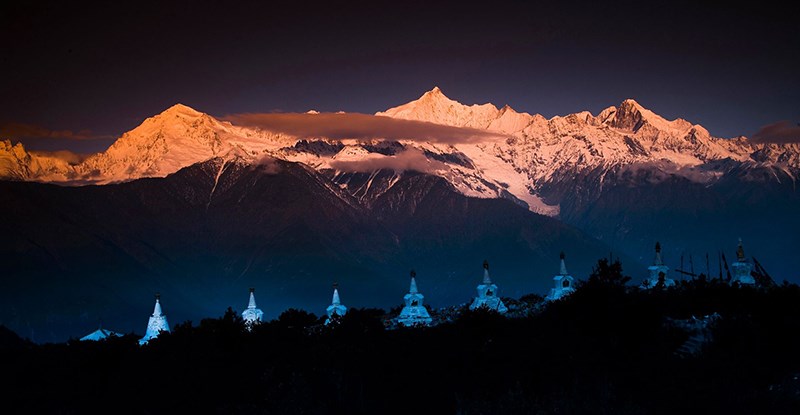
[2,259,800,414]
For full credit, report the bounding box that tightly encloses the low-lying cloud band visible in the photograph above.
[328,148,448,173]
[751,121,800,144]
[223,112,506,144]
[0,122,109,141]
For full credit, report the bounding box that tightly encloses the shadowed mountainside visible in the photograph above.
[0,158,613,342]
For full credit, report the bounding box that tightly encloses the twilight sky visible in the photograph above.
[1,0,797,153]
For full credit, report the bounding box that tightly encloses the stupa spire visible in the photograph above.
[641,241,674,289]
[654,242,664,265]
[409,270,418,294]
[559,251,568,275]
[736,238,745,262]
[482,260,492,284]
[731,238,755,285]
[331,283,341,306]
[152,293,163,317]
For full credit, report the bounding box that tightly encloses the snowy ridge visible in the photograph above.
[0,140,75,181]
[380,90,758,176]
[0,104,295,184]
[371,88,800,213]
[376,86,502,129]
[1,90,798,217]
[74,104,295,184]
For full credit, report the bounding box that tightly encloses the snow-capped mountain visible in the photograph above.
[0,104,297,184]
[377,88,800,216]
[378,87,797,188]
[1,88,798,216]
[376,86,507,130]
[0,140,75,181]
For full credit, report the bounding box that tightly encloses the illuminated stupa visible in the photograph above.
[640,242,675,289]
[241,288,264,328]
[139,294,170,345]
[730,238,755,285]
[469,260,508,313]
[80,324,123,342]
[325,284,347,324]
[545,252,575,301]
[397,270,433,327]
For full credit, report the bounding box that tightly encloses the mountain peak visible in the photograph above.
[1,139,22,151]
[607,98,697,135]
[377,87,500,128]
[0,139,29,159]
[500,104,516,113]
[142,103,207,129]
[606,98,655,132]
[418,86,453,103]
[619,98,644,109]
[160,103,202,117]
[422,86,445,97]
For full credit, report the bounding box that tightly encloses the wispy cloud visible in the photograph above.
[0,121,111,141]
[223,112,506,144]
[751,121,800,144]
[252,155,283,174]
[29,150,93,165]
[328,148,447,173]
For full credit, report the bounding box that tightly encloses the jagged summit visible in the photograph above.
[424,86,444,96]
[145,103,207,127]
[604,98,693,134]
[163,103,201,114]
[607,99,648,131]
[619,98,650,111]
[376,87,501,129]
[0,139,74,181]
[0,140,27,160]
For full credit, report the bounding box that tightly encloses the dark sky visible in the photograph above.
[1,0,798,152]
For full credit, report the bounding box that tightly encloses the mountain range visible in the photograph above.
[2,88,798,342]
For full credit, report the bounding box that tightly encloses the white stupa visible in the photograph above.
[640,242,675,289]
[325,284,347,324]
[545,252,576,301]
[139,294,170,345]
[397,271,433,327]
[469,260,508,313]
[241,288,264,328]
[80,325,123,341]
[730,238,755,285]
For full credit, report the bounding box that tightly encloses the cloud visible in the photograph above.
[222,112,506,144]
[751,121,800,144]
[29,150,93,165]
[0,121,110,141]
[329,148,448,173]
[252,155,283,174]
